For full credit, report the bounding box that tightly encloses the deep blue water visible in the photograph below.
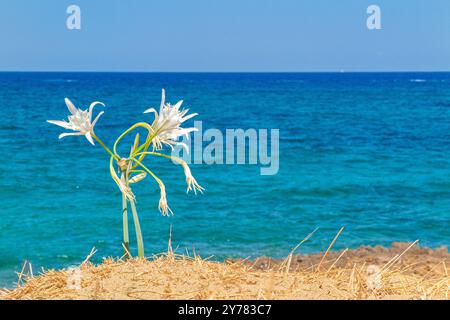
[1,72,450,287]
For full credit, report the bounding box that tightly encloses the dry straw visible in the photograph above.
[3,230,449,300]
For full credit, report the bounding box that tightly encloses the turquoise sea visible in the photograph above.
[1,72,450,287]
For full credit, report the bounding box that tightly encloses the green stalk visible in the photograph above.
[132,116,172,157]
[133,151,179,162]
[92,133,119,160]
[129,199,145,258]
[122,190,130,259]
[128,117,174,169]
[113,122,153,156]
[130,158,163,185]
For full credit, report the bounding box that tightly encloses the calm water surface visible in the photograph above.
[1,72,450,286]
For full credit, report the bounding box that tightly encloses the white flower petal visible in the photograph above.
[48,98,105,146]
[173,100,183,110]
[181,113,198,122]
[181,127,198,138]
[85,132,95,145]
[91,111,104,127]
[58,132,83,139]
[65,98,78,115]
[47,120,72,129]
[145,89,198,151]
[88,101,105,120]
[160,89,166,113]
[143,107,158,114]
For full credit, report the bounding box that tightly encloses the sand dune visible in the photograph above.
[2,243,449,300]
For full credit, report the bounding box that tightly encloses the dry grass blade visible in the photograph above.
[381,240,419,273]
[168,224,173,256]
[326,248,348,273]
[28,263,33,278]
[282,227,319,273]
[121,243,132,260]
[16,261,28,285]
[81,247,97,267]
[317,226,345,272]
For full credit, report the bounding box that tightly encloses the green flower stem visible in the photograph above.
[130,158,163,185]
[122,188,130,259]
[129,199,145,258]
[130,131,159,170]
[132,116,172,157]
[92,133,119,160]
[113,122,153,156]
[133,151,178,163]
[133,152,189,176]
[109,155,122,188]
[130,117,176,169]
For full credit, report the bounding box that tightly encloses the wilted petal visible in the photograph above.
[158,187,173,216]
[180,161,204,194]
[119,181,135,201]
[109,158,135,201]
[129,173,147,184]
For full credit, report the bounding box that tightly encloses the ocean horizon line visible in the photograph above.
[1,70,450,74]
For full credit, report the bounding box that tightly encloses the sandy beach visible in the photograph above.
[2,242,448,300]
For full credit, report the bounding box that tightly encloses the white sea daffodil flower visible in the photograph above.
[144,89,198,151]
[47,98,105,145]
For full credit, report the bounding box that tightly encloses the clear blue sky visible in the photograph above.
[0,0,449,71]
